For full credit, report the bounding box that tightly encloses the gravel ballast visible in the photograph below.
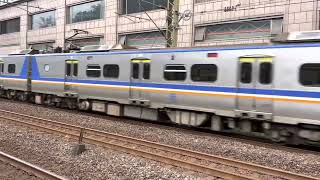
[0,120,210,179]
[0,99,319,178]
[0,160,40,180]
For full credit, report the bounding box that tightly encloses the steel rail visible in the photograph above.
[1,116,252,180]
[0,151,67,180]
[0,109,317,180]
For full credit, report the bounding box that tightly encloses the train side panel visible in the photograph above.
[32,55,67,96]
[146,51,238,117]
[273,47,320,125]
[77,54,131,104]
[0,56,29,92]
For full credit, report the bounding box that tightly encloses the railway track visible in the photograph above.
[0,109,317,180]
[0,150,67,180]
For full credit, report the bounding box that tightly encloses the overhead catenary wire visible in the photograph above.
[137,0,168,40]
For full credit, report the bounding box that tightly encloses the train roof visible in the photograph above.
[2,42,320,58]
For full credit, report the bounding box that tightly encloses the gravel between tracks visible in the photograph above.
[0,99,320,178]
[0,120,211,179]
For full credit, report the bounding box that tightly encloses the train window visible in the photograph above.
[240,63,252,83]
[8,64,15,74]
[259,62,272,84]
[132,63,139,79]
[191,64,217,82]
[66,63,72,76]
[164,65,186,81]
[86,65,101,77]
[143,63,150,79]
[0,63,3,74]
[300,64,320,87]
[103,64,119,78]
[73,63,78,77]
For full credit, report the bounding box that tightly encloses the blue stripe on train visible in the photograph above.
[4,74,319,99]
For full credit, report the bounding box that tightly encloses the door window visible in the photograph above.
[259,62,272,84]
[73,63,78,76]
[66,60,78,77]
[132,63,139,79]
[0,63,4,74]
[66,63,72,76]
[143,63,150,79]
[240,63,252,83]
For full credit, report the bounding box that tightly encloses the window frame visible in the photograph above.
[121,0,167,15]
[66,63,72,77]
[69,0,104,24]
[86,64,101,78]
[240,62,252,84]
[0,17,20,34]
[0,62,4,74]
[191,64,218,82]
[103,64,120,78]
[164,64,187,81]
[31,10,56,30]
[132,63,139,79]
[8,64,16,74]
[143,63,150,80]
[299,63,320,87]
[259,62,273,85]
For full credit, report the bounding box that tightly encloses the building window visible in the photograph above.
[69,0,104,23]
[29,42,54,52]
[69,37,101,48]
[103,64,119,78]
[164,65,186,81]
[300,64,320,87]
[8,64,15,74]
[86,64,101,77]
[31,10,56,30]
[121,0,167,14]
[120,31,166,49]
[0,18,20,34]
[195,19,283,42]
[195,0,213,3]
[0,0,18,6]
[191,64,217,82]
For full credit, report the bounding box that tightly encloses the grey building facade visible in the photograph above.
[0,0,318,54]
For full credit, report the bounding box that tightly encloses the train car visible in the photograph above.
[0,55,30,101]
[1,40,320,145]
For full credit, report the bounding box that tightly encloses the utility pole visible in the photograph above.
[166,0,179,48]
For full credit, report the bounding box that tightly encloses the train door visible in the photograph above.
[129,59,151,106]
[0,60,3,87]
[237,57,273,119]
[64,59,79,94]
